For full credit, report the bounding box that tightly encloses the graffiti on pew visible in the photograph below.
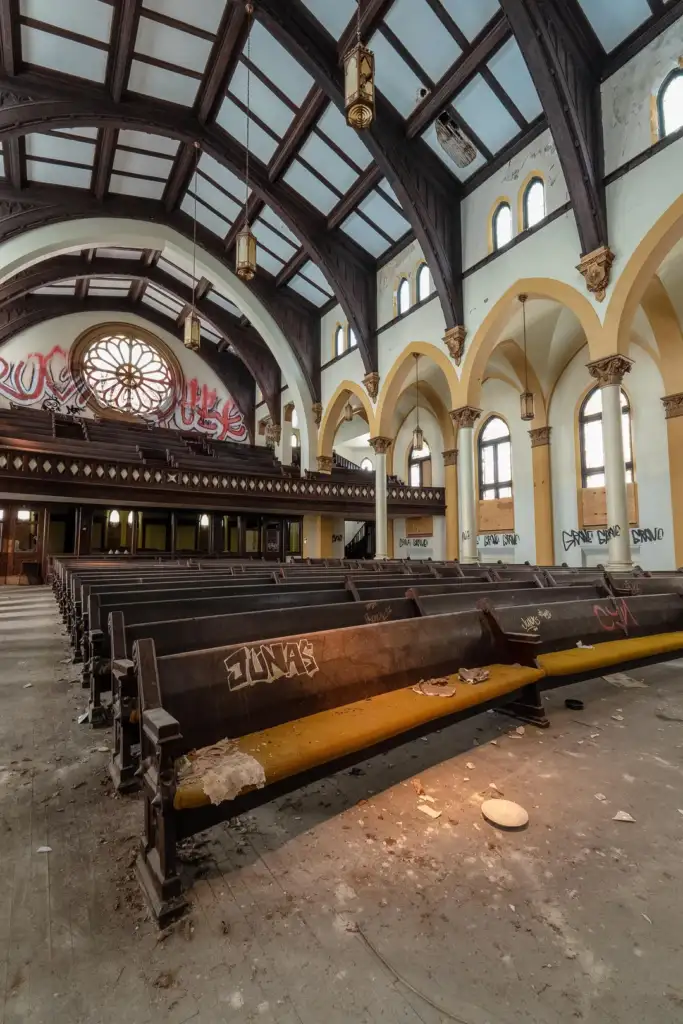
[482,533,520,547]
[224,639,319,690]
[562,526,664,551]
[593,598,638,635]
[364,601,393,624]
[520,608,552,633]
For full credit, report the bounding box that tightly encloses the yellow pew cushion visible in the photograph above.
[174,663,545,811]
[538,632,683,676]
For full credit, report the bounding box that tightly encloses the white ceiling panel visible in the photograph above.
[97,247,145,260]
[136,16,213,74]
[317,105,373,169]
[28,160,91,188]
[20,25,107,82]
[299,0,356,38]
[341,213,389,258]
[576,0,651,51]
[287,276,330,306]
[251,218,298,262]
[113,149,172,180]
[128,60,199,106]
[298,261,332,294]
[50,127,99,141]
[216,97,278,162]
[158,257,194,287]
[25,133,95,166]
[147,285,183,310]
[88,279,131,289]
[35,284,76,295]
[180,194,231,238]
[297,134,359,193]
[368,31,424,117]
[194,175,241,223]
[88,285,133,296]
[437,0,500,41]
[248,22,313,105]
[198,154,245,203]
[452,75,519,153]
[259,209,301,247]
[210,291,242,318]
[109,173,166,200]
[230,62,295,139]
[20,0,113,42]
[0,153,4,177]
[142,295,176,317]
[421,124,487,179]
[283,161,338,214]
[488,38,543,123]
[378,180,400,205]
[385,0,462,81]
[142,0,225,35]
[253,247,285,276]
[359,191,410,240]
[117,130,180,157]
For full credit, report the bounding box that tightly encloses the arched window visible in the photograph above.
[81,330,176,415]
[416,263,433,303]
[335,325,345,357]
[658,70,683,139]
[492,202,513,251]
[409,439,431,487]
[523,177,545,230]
[360,457,373,471]
[397,277,411,316]
[291,408,298,429]
[291,434,298,448]
[349,328,357,348]
[579,387,633,488]
[478,416,512,499]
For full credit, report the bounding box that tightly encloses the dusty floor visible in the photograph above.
[1,587,683,1024]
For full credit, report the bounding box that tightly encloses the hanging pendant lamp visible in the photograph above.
[344,0,375,129]
[184,140,201,351]
[412,353,424,452]
[519,294,535,422]
[236,2,258,281]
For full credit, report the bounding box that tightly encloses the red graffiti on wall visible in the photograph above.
[0,345,247,442]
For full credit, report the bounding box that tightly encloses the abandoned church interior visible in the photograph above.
[2,1,683,1021]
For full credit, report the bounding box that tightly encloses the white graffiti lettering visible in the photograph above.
[224,638,319,691]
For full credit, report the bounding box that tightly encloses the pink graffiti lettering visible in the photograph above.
[593,598,638,635]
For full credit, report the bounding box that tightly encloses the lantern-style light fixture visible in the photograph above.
[184,140,201,352]
[519,294,535,422]
[344,0,375,129]
[412,353,424,452]
[236,2,258,281]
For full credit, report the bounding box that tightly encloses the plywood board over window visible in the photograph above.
[406,516,433,538]
[580,484,638,527]
[478,498,514,534]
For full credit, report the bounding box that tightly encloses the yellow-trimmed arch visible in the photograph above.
[376,341,460,440]
[318,379,376,459]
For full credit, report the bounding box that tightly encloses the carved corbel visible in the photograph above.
[450,406,482,430]
[368,436,392,455]
[586,355,633,387]
[442,448,458,467]
[529,426,552,448]
[312,401,323,426]
[265,422,281,448]
[362,371,380,402]
[283,401,295,422]
[316,454,334,474]
[661,393,683,419]
[443,325,467,366]
[577,246,615,302]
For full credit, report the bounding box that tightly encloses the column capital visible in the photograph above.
[443,325,467,366]
[265,422,281,447]
[661,393,683,419]
[442,448,458,467]
[316,454,333,474]
[576,245,615,302]
[283,401,295,422]
[362,371,380,401]
[529,426,552,448]
[312,401,323,426]
[586,355,633,387]
[369,436,392,455]
[450,406,482,429]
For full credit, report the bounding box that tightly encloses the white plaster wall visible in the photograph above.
[393,515,445,561]
[320,302,344,366]
[602,19,683,176]
[0,310,249,442]
[461,128,569,271]
[320,346,366,409]
[376,238,426,328]
[548,342,674,569]
[377,299,446,383]
[393,406,445,487]
[476,379,536,564]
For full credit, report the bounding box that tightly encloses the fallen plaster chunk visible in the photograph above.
[418,804,442,819]
[613,810,636,823]
[459,667,490,684]
[481,799,529,830]
[413,677,457,697]
[178,740,266,806]
[603,672,646,688]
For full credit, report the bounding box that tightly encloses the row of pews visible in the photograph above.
[51,555,683,925]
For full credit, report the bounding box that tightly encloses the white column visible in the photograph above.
[369,437,391,560]
[588,356,633,571]
[451,407,481,563]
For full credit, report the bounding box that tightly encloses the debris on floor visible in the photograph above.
[604,672,647,688]
[458,667,490,684]
[36,846,52,853]
[411,778,425,796]
[595,793,607,802]
[576,641,594,649]
[481,798,529,830]
[565,698,584,710]
[613,810,636,822]
[417,803,441,819]
[413,677,457,697]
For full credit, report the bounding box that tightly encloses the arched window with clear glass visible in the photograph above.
[658,69,683,139]
[416,263,433,303]
[579,387,633,488]
[478,416,512,499]
[360,457,373,472]
[335,325,345,357]
[523,176,545,230]
[349,328,357,348]
[397,277,411,316]
[492,201,513,251]
[409,440,431,488]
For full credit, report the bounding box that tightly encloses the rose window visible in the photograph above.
[82,333,176,415]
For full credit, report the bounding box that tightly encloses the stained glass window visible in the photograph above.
[82,332,175,415]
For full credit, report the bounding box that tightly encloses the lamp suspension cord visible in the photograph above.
[522,296,528,392]
[245,2,253,218]
[415,354,420,429]
[356,0,361,43]
[191,141,199,313]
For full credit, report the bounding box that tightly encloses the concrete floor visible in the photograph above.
[1,587,683,1024]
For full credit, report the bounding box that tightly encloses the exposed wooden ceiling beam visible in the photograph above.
[267,85,327,182]
[0,0,23,192]
[328,165,382,231]
[275,249,308,288]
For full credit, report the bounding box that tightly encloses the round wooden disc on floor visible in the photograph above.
[481,798,529,830]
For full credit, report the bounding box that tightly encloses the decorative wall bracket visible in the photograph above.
[312,401,322,426]
[443,325,467,366]
[577,246,615,302]
[529,426,552,448]
[368,436,392,455]
[316,454,334,474]
[363,371,380,402]
[442,448,458,467]
[265,422,282,448]
[450,406,482,430]
[586,354,633,387]
[661,393,683,420]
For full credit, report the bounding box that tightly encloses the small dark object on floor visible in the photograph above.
[565,698,584,711]
[348,766,365,776]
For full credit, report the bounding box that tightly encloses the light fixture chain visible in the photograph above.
[191,141,199,312]
[245,2,252,216]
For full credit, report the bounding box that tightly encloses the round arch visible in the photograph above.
[604,193,683,359]
[460,279,604,406]
[0,216,317,470]
[478,338,547,429]
[376,341,460,438]
[318,380,375,459]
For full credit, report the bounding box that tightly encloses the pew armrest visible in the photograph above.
[142,707,181,746]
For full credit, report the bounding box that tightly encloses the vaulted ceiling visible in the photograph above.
[0,0,679,404]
